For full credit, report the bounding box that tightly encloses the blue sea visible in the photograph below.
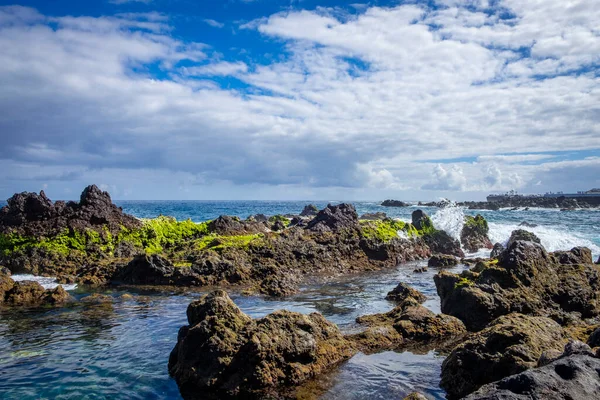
[1,201,599,400]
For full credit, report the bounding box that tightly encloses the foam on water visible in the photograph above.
[430,202,464,241]
[11,274,77,291]
[488,222,600,257]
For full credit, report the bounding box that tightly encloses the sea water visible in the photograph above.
[1,201,598,399]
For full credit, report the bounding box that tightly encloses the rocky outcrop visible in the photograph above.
[435,236,600,331]
[423,230,464,258]
[553,247,594,265]
[352,297,466,351]
[490,242,504,258]
[385,282,427,304]
[428,254,458,268]
[114,254,200,286]
[359,212,387,220]
[441,313,566,399]
[0,185,140,237]
[460,215,493,253]
[588,327,600,348]
[0,270,71,307]
[299,204,318,217]
[506,229,541,248]
[168,290,355,399]
[464,344,600,400]
[208,216,267,236]
[381,200,409,207]
[306,203,360,233]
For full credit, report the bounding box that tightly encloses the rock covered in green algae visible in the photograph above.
[460,214,493,253]
[434,234,600,331]
[351,297,466,352]
[385,282,427,304]
[441,313,566,399]
[168,290,355,399]
[463,342,600,400]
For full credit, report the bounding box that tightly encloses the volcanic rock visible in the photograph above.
[460,214,493,253]
[552,246,594,265]
[381,200,409,207]
[490,242,504,258]
[306,203,360,233]
[385,282,427,304]
[423,230,465,258]
[359,212,387,220]
[428,254,458,268]
[168,290,355,399]
[299,204,319,217]
[441,313,566,399]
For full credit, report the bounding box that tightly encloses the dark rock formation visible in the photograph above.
[299,204,318,217]
[441,313,565,399]
[519,221,538,228]
[208,215,267,236]
[423,230,465,258]
[411,210,431,231]
[381,200,409,207]
[553,247,593,265]
[588,327,600,348]
[464,347,600,399]
[490,242,504,258]
[506,229,541,248]
[359,212,387,220]
[306,203,360,233]
[168,290,355,399]
[428,254,458,268]
[352,297,466,351]
[385,282,427,304]
[460,215,493,253]
[435,238,600,331]
[114,254,199,286]
[0,272,71,307]
[403,393,428,400]
[0,185,141,237]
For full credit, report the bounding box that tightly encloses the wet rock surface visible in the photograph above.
[168,290,355,399]
[460,214,493,253]
[385,282,427,304]
[352,297,466,351]
[423,230,465,258]
[435,234,600,331]
[0,270,71,307]
[428,254,458,268]
[441,313,566,399]
[381,200,410,207]
[464,347,600,399]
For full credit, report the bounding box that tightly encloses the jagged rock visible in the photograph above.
[208,215,267,236]
[537,349,563,367]
[460,215,493,253]
[506,229,541,248]
[249,214,269,223]
[258,274,299,297]
[0,185,141,238]
[299,204,318,217]
[270,220,286,232]
[435,239,600,331]
[423,230,465,258]
[381,200,409,207]
[359,212,387,220]
[464,351,600,399]
[441,313,565,399]
[385,282,427,304]
[428,254,458,268]
[519,221,538,228]
[413,266,428,273]
[115,254,199,286]
[352,297,466,351]
[306,203,360,233]
[552,247,593,265]
[490,242,504,258]
[411,210,431,231]
[168,290,355,398]
[588,327,600,348]
[2,280,70,306]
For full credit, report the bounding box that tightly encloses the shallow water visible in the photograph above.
[1,201,599,399]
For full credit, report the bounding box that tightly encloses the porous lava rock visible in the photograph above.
[168,290,355,399]
[428,254,458,268]
[299,204,318,217]
[460,214,493,253]
[385,282,427,304]
[306,203,360,233]
[441,313,566,399]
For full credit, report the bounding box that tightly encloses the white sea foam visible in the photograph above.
[430,202,464,241]
[11,274,77,291]
[488,222,600,256]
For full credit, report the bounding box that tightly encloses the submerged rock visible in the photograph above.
[352,297,466,351]
[385,282,427,304]
[460,215,493,253]
[169,290,355,399]
[428,254,458,268]
[441,313,565,399]
[464,347,600,399]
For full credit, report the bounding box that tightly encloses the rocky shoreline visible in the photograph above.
[2,186,600,399]
[380,197,600,210]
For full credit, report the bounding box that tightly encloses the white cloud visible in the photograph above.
[203,19,224,28]
[0,2,598,199]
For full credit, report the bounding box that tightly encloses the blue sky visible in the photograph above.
[0,0,598,200]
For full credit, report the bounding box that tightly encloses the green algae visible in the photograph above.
[454,277,475,289]
[268,215,291,226]
[359,217,438,242]
[464,214,489,233]
[196,234,263,252]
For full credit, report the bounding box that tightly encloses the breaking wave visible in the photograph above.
[11,274,77,291]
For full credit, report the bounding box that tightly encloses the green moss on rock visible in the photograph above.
[360,219,407,242]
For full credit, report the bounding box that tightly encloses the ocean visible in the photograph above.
[1,201,599,399]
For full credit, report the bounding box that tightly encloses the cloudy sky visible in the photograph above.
[0,0,598,200]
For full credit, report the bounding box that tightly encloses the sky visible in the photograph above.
[0,0,598,201]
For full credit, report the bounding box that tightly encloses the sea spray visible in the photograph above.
[11,274,77,291]
[430,201,465,241]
